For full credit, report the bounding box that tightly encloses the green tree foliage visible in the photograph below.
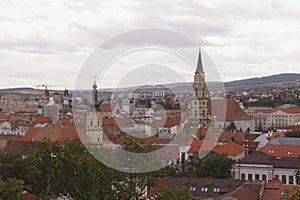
[154,186,207,200]
[199,152,235,178]
[281,187,300,200]
[173,151,235,179]
[0,151,27,184]
[0,178,23,200]
[25,139,123,200]
[23,137,160,200]
[184,153,202,177]
[244,98,300,108]
[285,130,300,138]
[115,136,163,200]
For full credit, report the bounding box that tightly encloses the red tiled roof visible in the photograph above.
[230,185,261,200]
[24,124,80,142]
[32,115,52,124]
[237,141,259,152]
[149,119,180,128]
[3,108,36,113]
[188,139,203,154]
[218,131,245,143]
[100,103,116,112]
[23,191,38,200]
[4,140,41,155]
[213,142,247,156]
[212,99,252,121]
[9,137,33,142]
[255,107,300,114]
[259,144,300,158]
[262,178,300,200]
[8,116,19,122]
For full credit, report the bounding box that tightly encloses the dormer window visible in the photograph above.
[288,152,293,155]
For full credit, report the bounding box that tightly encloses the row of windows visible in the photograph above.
[241,173,267,181]
[241,173,294,184]
[276,175,294,184]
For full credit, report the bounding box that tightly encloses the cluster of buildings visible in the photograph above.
[1,49,300,199]
[227,84,300,101]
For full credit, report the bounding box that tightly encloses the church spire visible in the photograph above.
[92,77,98,103]
[196,48,204,73]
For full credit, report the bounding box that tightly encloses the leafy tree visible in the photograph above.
[155,186,193,200]
[155,186,207,200]
[24,137,162,200]
[294,168,300,185]
[0,178,23,200]
[0,151,28,185]
[115,136,161,200]
[184,153,202,177]
[198,152,235,178]
[281,187,300,200]
[285,130,300,138]
[25,139,121,200]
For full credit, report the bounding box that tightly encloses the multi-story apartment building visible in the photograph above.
[250,107,300,130]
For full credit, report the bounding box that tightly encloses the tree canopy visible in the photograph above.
[0,178,23,200]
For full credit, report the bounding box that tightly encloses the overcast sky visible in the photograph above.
[0,0,300,89]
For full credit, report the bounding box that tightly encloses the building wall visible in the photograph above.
[233,164,297,185]
[254,110,300,130]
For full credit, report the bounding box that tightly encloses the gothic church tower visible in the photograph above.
[190,48,210,127]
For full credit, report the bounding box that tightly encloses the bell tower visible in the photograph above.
[86,80,103,143]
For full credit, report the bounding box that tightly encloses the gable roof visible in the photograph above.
[217,184,262,200]
[24,125,80,142]
[212,99,252,121]
[4,140,41,155]
[188,139,203,154]
[271,157,300,169]
[237,141,259,152]
[213,142,247,157]
[148,177,246,199]
[259,144,300,158]
[100,103,116,112]
[255,107,300,114]
[238,151,273,165]
[262,178,300,200]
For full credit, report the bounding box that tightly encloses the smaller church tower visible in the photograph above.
[86,80,103,143]
[92,78,98,103]
[62,89,69,113]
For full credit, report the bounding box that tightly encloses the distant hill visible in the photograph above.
[0,87,34,91]
[224,73,300,89]
[1,73,299,93]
